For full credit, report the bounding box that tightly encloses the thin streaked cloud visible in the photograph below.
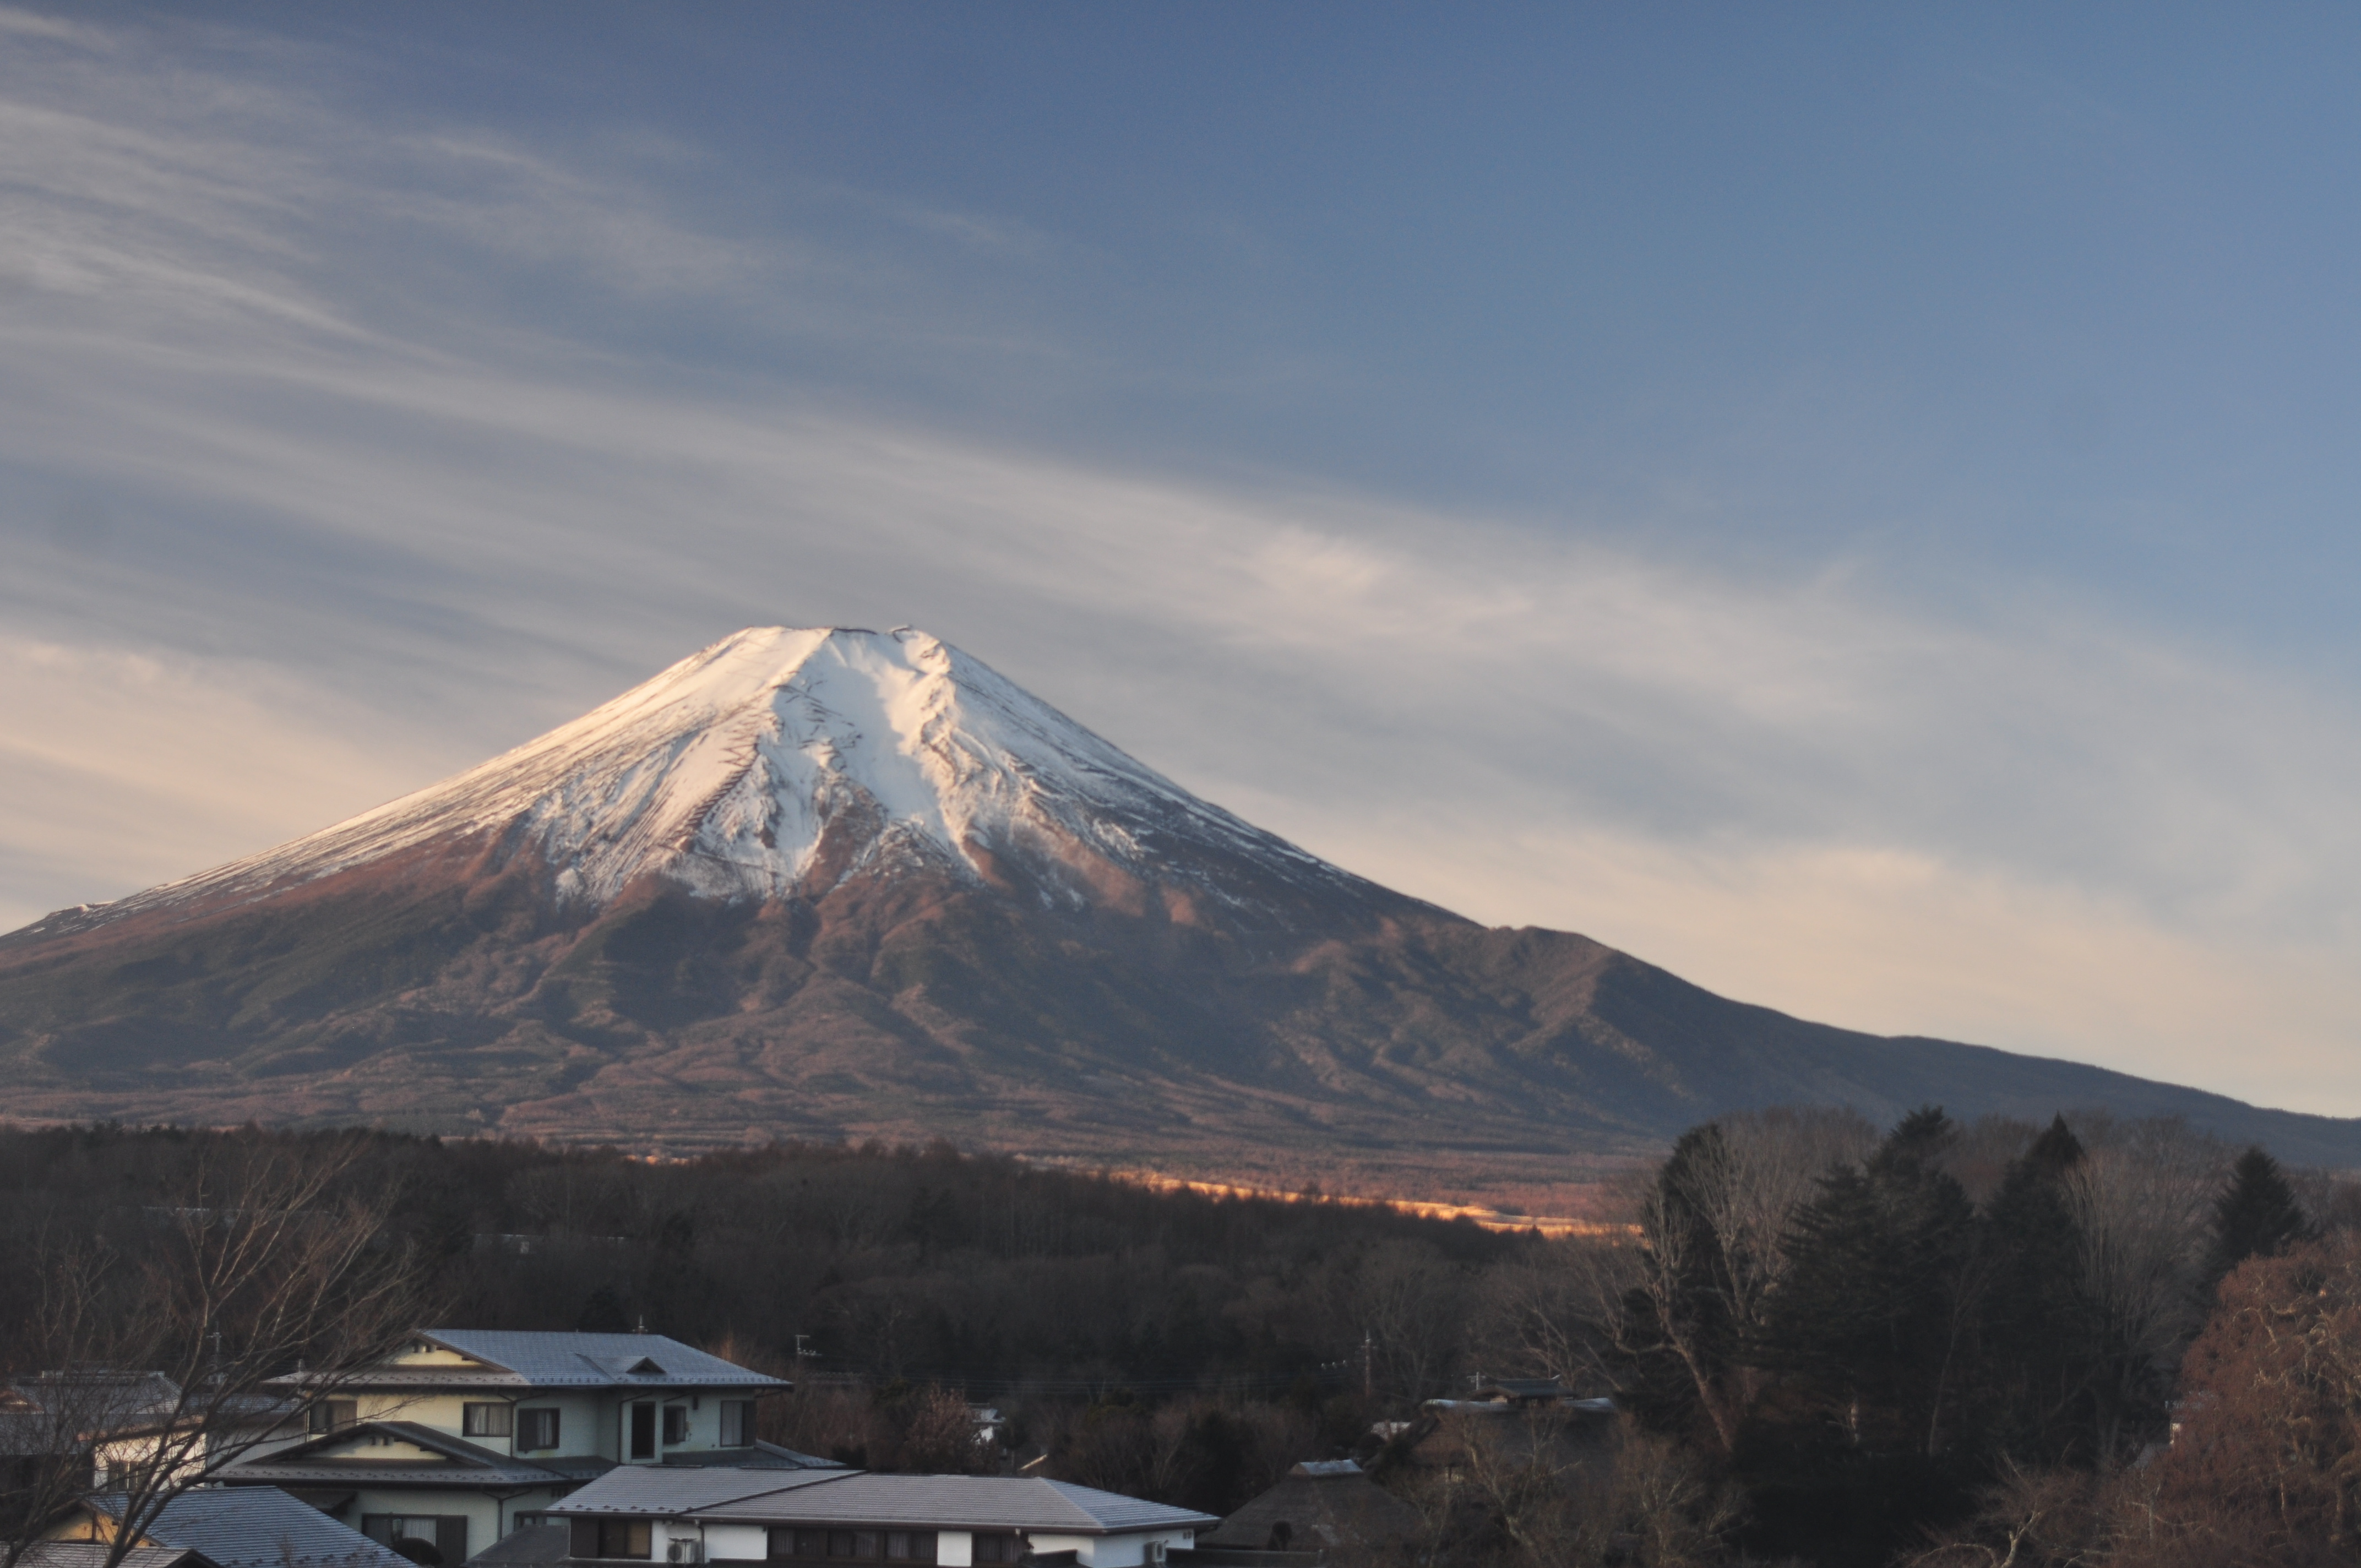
[4,6,2360,1116]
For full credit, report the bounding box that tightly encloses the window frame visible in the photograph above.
[309,1399,358,1436]
[883,1531,936,1564]
[661,1404,690,1446]
[516,1407,562,1452]
[765,1529,933,1564]
[580,1519,652,1560]
[719,1400,752,1447]
[462,1402,514,1439]
[362,1513,468,1566]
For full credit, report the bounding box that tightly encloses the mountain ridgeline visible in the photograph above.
[2,627,2353,1197]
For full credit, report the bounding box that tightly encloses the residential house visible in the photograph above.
[213,1332,797,1565]
[1197,1462,1418,1558]
[3,1373,306,1495]
[45,1484,409,1568]
[548,1463,1217,1568]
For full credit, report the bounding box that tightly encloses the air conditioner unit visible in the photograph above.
[665,1542,704,1564]
[1143,1543,1167,1565]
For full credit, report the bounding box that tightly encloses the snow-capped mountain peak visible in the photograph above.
[50,627,1381,935]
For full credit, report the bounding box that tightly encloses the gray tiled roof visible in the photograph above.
[710,1475,1216,1533]
[216,1421,567,1489]
[546,1466,848,1515]
[17,1544,211,1568]
[94,1485,411,1568]
[0,1410,74,1456]
[554,1468,1216,1535]
[10,1373,184,1422]
[466,1524,572,1567]
[660,1442,844,1472]
[342,1332,787,1392]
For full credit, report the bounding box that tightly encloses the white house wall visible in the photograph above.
[699,1523,770,1561]
[1052,1530,1196,1567]
[349,1390,613,1461]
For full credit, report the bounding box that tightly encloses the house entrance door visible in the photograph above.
[628,1400,657,1460]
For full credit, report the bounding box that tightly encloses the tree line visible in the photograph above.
[1552,1106,2351,1566]
[3,1113,2357,1567]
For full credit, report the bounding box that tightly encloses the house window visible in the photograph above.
[518,1408,562,1451]
[571,1520,653,1560]
[765,1533,933,1565]
[463,1403,513,1438]
[661,1405,690,1445]
[309,1400,358,1436]
[971,1536,1024,1565]
[363,1515,467,1566]
[719,1400,752,1447]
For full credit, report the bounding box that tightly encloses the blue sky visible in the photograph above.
[6,4,2361,1112]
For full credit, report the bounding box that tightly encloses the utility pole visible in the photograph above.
[1361,1331,1374,1401]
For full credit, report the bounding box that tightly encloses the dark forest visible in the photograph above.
[4,1114,2357,1568]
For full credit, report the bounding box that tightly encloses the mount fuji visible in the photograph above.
[4,626,2357,1196]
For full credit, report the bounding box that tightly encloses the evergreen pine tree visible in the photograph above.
[1746,1108,1985,1566]
[1981,1114,2098,1464]
[2205,1145,2314,1285]
[1754,1106,1981,1455]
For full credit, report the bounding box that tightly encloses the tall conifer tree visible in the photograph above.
[1981,1114,2097,1464]
[2205,1145,2313,1286]
[1755,1107,1982,1457]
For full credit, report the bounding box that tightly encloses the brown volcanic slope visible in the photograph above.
[4,625,2357,1199]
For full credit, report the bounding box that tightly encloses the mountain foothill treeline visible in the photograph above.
[2,1112,2355,1567]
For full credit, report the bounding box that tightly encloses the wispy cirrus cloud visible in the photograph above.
[4,6,2360,1113]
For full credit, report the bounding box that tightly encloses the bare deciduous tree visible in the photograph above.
[2065,1116,2228,1460]
[1679,1107,1876,1347]
[1,1138,429,1568]
[1611,1108,1875,1453]
[1354,1242,1471,1405]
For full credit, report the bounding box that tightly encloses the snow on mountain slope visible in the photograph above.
[30,627,1389,937]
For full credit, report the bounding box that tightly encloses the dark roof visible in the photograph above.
[629,1471,1214,1535]
[466,1525,572,1568]
[215,1422,567,1489]
[547,1466,1213,1534]
[16,1545,213,1568]
[7,1373,187,1438]
[660,1442,845,1471]
[11,1373,183,1416]
[545,1467,848,1516]
[0,1411,79,1457]
[1201,1464,1419,1552]
[90,1487,410,1568]
[307,1333,786,1393]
